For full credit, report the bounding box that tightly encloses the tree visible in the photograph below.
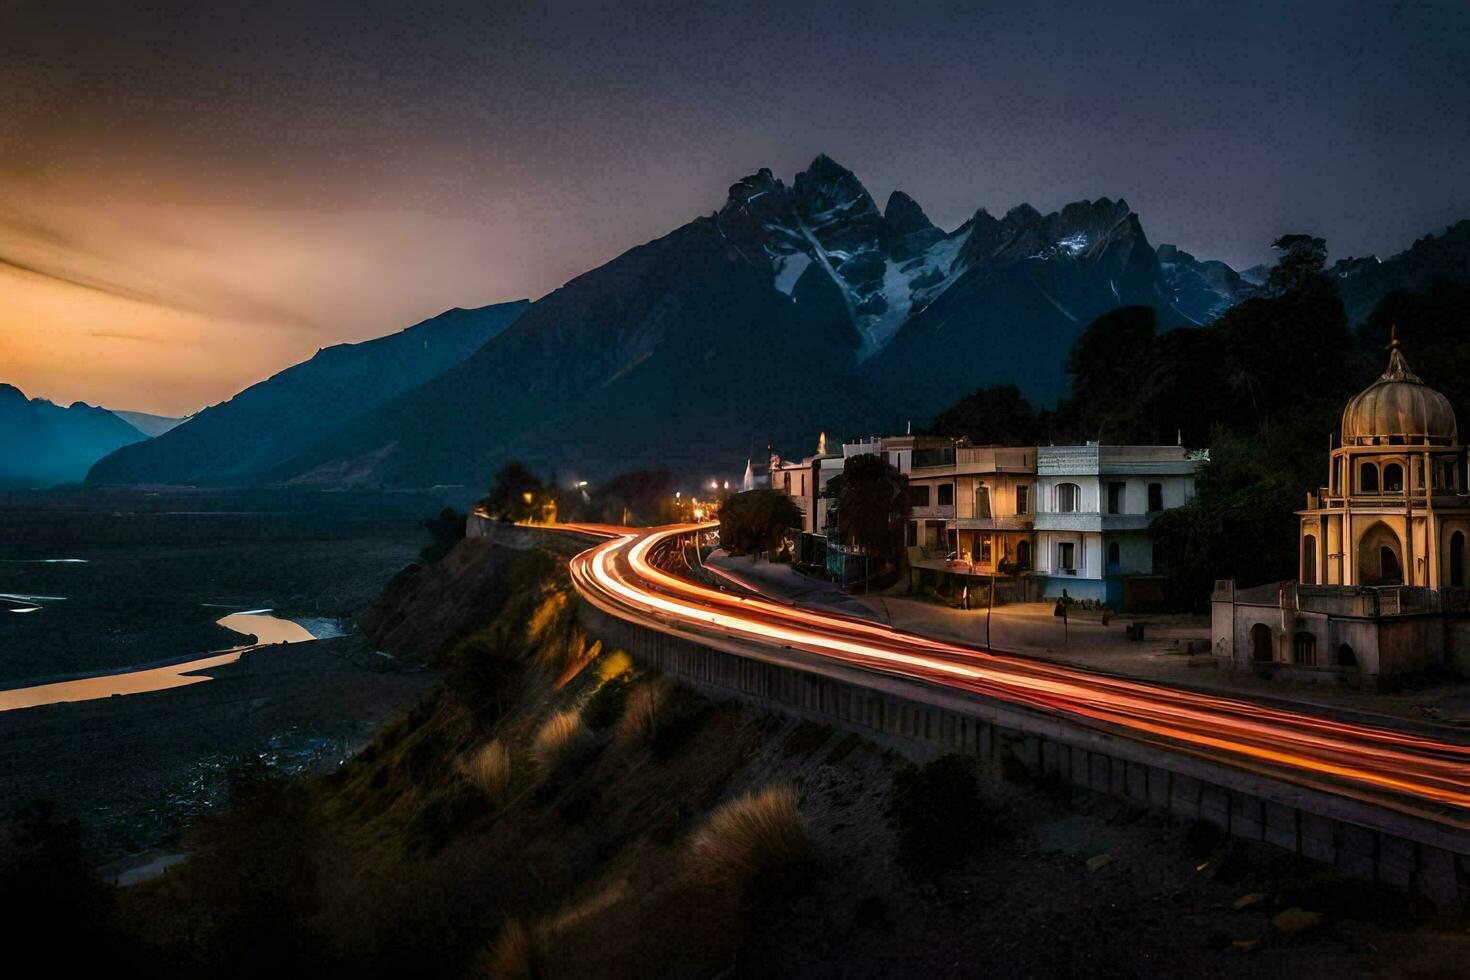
[1149,429,1302,609]
[588,469,676,526]
[834,453,910,575]
[929,384,1038,445]
[718,489,802,557]
[419,507,466,563]
[1264,234,1329,297]
[481,461,545,522]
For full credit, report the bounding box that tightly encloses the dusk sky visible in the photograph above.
[3,0,1468,417]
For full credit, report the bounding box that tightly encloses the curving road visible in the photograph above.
[568,523,1470,829]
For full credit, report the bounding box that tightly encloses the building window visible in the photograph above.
[906,521,917,547]
[1016,539,1032,569]
[1383,463,1404,493]
[1452,531,1465,588]
[975,484,991,518]
[1015,484,1029,515]
[1055,483,1080,513]
[1302,534,1317,585]
[1058,541,1076,571]
[1106,541,1121,570]
[1147,482,1163,512]
[938,483,954,507]
[1293,632,1317,667]
[909,485,930,507]
[979,535,993,563]
[1107,482,1125,514]
[1359,462,1379,494]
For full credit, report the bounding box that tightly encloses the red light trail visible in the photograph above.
[569,524,1470,826]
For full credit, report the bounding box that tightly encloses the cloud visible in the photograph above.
[85,330,185,345]
[0,250,192,313]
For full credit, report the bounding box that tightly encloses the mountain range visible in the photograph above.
[59,155,1470,491]
[0,386,151,488]
[87,301,528,486]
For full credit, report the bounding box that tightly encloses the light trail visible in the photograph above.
[569,523,1470,825]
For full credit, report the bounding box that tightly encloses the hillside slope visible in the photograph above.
[273,218,876,486]
[86,301,528,486]
[86,533,1464,977]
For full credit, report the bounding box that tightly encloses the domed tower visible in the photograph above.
[1300,329,1470,588]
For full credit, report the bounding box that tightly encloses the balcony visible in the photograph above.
[951,515,1034,531]
[1033,511,1158,532]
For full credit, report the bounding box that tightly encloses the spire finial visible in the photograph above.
[1387,324,1400,350]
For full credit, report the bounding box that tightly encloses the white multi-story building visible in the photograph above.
[1033,443,1206,605]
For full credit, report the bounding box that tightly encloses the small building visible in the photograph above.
[1033,443,1205,607]
[768,434,846,569]
[906,444,1037,574]
[1214,335,1470,689]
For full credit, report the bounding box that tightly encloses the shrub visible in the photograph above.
[685,784,809,895]
[617,680,669,743]
[404,782,484,855]
[890,754,993,870]
[445,625,520,717]
[583,669,635,731]
[462,740,513,804]
[531,710,588,775]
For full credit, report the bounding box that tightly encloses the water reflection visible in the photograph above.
[0,609,328,712]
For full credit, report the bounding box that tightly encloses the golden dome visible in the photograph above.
[1341,337,1457,446]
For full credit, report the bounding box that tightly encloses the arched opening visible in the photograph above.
[1016,540,1032,570]
[1451,531,1465,588]
[1359,462,1379,494]
[1292,631,1317,666]
[1383,463,1404,493]
[1106,541,1121,573]
[1336,644,1358,668]
[1250,623,1272,663]
[1055,482,1080,513]
[1357,522,1403,585]
[1302,534,1317,584]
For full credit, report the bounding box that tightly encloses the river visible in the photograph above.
[0,609,337,712]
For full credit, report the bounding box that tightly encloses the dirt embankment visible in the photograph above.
[96,539,1466,978]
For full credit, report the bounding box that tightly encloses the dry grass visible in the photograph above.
[531,709,588,774]
[461,740,513,804]
[617,680,669,742]
[685,784,809,892]
[483,918,543,979]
